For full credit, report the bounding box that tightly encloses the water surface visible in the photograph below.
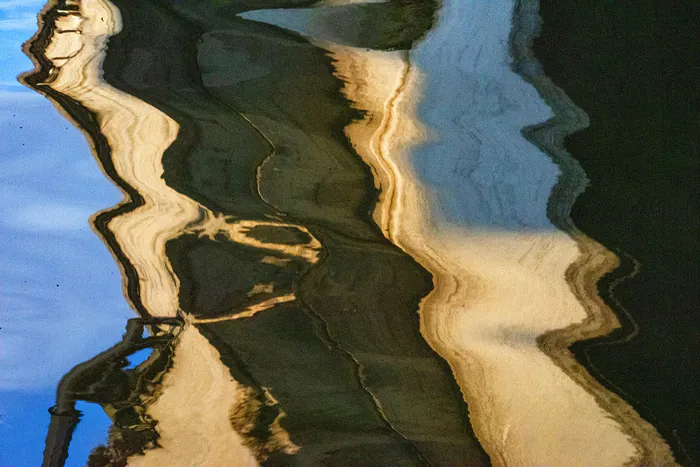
[1,0,697,465]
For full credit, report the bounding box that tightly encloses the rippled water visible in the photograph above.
[1,0,697,466]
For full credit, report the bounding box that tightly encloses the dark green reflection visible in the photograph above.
[95,0,489,464]
[533,1,699,464]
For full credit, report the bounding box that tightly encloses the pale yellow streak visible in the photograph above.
[127,325,260,467]
[332,48,411,240]
[192,293,297,324]
[36,1,307,464]
[331,44,674,466]
[194,216,322,264]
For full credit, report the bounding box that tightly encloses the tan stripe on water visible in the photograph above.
[35,0,310,464]
[328,32,675,467]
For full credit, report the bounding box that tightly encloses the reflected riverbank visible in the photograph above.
[23,0,487,464]
[4,0,694,465]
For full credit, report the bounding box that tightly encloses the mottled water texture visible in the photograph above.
[534,1,700,464]
[21,0,488,464]
[4,0,697,465]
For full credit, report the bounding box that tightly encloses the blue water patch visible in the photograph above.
[126,348,153,369]
[0,2,135,464]
[65,402,113,466]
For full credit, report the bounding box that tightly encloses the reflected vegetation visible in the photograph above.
[16,0,689,465]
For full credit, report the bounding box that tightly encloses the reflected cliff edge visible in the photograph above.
[21,0,691,466]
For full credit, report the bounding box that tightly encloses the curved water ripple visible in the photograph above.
[20,0,680,465]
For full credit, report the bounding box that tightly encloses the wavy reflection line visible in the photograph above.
[331,2,676,467]
[22,0,308,464]
[25,1,321,322]
[511,2,677,465]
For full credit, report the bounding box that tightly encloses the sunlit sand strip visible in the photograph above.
[326,2,675,467]
[192,294,297,324]
[127,324,258,467]
[334,48,410,242]
[40,3,322,319]
[31,0,307,463]
[42,0,191,319]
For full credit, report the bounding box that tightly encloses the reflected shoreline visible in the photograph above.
[22,0,487,465]
[511,2,676,464]
[17,0,683,465]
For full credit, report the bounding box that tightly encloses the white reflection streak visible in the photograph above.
[313,1,675,467]
[31,0,306,464]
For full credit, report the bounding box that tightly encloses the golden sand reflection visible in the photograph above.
[24,0,677,465]
[26,0,312,463]
[310,2,677,465]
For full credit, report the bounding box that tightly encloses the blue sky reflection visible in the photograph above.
[0,2,134,465]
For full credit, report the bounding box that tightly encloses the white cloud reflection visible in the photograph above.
[0,70,127,392]
[0,14,37,30]
[9,203,94,232]
[0,0,45,7]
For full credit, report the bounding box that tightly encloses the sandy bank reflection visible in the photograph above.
[26,0,489,464]
[25,0,310,464]
[243,1,678,465]
[23,0,679,464]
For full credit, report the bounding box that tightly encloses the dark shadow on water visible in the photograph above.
[532,1,700,464]
[25,0,490,465]
[25,0,697,464]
